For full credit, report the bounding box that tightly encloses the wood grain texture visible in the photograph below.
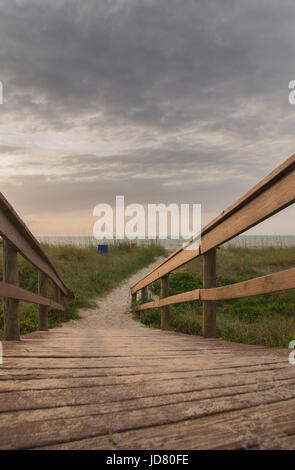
[201,267,295,300]
[136,267,295,310]
[0,281,65,311]
[0,289,294,449]
[136,288,200,310]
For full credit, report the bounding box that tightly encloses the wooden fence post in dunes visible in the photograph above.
[161,274,170,330]
[3,239,20,341]
[202,248,216,338]
[38,271,48,331]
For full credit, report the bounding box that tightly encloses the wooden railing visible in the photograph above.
[131,153,295,338]
[0,193,69,341]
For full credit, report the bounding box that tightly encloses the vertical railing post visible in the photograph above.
[131,291,137,309]
[140,286,148,322]
[161,274,169,330]
[3,239,20,341]
[38,271,48,331]
[141,287,147,304]
[202,248,216,338]
[54,284,62,321]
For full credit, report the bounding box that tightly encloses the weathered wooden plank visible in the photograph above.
[136,267,295,309]
[0,360,287,382]
[0,363,293,393]
[1,381,295,449]
[201,153,295,239]
[1,362,293,413]
[136,288,200,310]
[1,379,295,446]
[0,281,65,311]
[201,168,295,253]
[201,266,295,300]
[56,398,295,450]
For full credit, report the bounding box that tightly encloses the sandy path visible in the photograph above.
[66,256,164,331]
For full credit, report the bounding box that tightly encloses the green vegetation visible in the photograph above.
[138,246,295,348]
[1,243,294,348]
[0,242,165,339]
[109,433,118,446]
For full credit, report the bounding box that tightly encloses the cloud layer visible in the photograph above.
[0,0,294,234]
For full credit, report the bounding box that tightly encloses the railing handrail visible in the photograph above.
[136,267,295,310]
[0,192,68,295]
[131,153,295,338]
[131,153,295,294]
[0,194,69,340]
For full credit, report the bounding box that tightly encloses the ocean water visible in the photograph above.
[37,235,295,250]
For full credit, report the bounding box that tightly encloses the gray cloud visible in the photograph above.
[0,0,294,233]
[1,1,294,126]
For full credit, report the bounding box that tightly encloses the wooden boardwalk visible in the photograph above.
[1,263,295,450]
[1,155,295,449]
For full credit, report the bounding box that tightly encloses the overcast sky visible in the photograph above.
[0,0,294,236]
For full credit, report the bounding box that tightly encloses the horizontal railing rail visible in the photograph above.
[0,282,65,310]
[137,267,295,310]
[0,193,70,340]
[131,153,295,337]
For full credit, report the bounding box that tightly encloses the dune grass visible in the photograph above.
[0,242,165,339]
[137,246,295,348]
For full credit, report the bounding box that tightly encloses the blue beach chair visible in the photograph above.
[97,244,109,255]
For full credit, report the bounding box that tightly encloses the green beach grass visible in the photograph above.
[137,245,295,348]
[1,243,294,348]
[0,242,165,339]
